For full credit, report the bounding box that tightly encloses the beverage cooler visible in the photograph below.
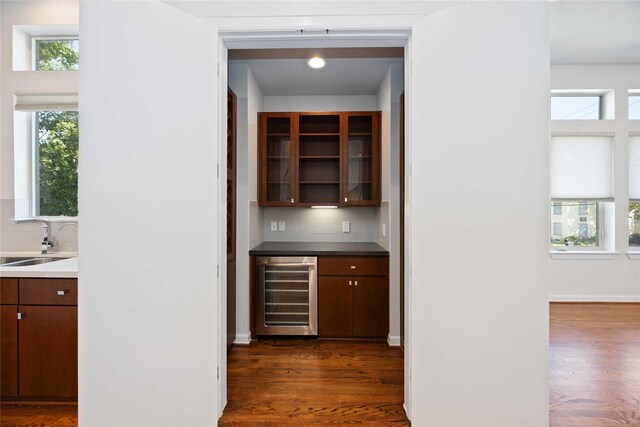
[256,256,317,336]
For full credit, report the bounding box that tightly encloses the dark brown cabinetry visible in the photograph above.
[259,111,380,207]
[0,277,77,400]
[318,256,389,338]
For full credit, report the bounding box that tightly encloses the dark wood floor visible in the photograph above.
[219,339,407,426]
[2,303,638,426]
[549,303,640,427]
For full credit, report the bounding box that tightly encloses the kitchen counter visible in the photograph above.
[249,241,388,257]
[0,253,78,278]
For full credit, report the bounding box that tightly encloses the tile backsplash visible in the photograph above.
[262,207,378,242]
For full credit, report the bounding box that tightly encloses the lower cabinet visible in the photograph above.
[318,256,389,339]
[0,277,78,400]
[19,305,78,397]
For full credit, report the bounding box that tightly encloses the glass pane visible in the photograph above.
[551,96,600,120]
[630,202,640,246]
[550,201,598,247]
[265,117,291,202]
[264,265,310,326]
[629,94,640,120]
[347,116,373,202]
[35,111,79,216]
[35,39,79,71]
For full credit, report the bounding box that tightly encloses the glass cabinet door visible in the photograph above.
[264,116,294,204]
[346,114,375,204]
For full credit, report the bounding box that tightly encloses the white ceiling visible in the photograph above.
[550,1,640,64]
[231,57,402,96]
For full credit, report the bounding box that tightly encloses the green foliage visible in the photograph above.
[36,40,79,71]
[37,111,79,216]
[631,202,640,221]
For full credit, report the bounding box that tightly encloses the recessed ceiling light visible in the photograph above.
[307,56,326,69]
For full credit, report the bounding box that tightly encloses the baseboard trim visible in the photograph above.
[550,295,640,303]
[387,334,401,346]
[233,333,252,345]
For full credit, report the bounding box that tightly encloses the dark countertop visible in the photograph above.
[249,241,389,257]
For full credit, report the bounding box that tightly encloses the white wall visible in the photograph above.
[0,1,79,253]
[79,2,219,425]
[263,95,377,112]
[229,62,264,343]
[376,63,404,345]
[550,64,640,302]
[409,3,549,425]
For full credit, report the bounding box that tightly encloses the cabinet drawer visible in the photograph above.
[318,256,388,277]
[1,278,19,305]
[19,278,78,306]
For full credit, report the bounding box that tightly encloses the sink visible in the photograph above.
[0,257,70,267]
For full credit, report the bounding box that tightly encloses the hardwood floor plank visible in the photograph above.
[549,303,640,427]
[220,339,408,426]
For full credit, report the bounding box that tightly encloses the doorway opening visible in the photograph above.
[220,40,409,424]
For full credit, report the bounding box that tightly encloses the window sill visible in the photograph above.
[626,252,640,260]
[549,251,619,260]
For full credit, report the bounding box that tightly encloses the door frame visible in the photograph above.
[215,27,415,420]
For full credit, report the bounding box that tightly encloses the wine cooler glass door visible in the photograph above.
[257,257,317,336]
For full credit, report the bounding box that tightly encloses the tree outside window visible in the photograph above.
[36,111,79,216]
[35,39,79,71]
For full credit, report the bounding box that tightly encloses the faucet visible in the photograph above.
[41,222,54,254]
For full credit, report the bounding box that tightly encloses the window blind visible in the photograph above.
[630,136,640,201]
[550,135,613,201]
[14,93,78,112]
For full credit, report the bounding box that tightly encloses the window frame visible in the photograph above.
[31,36,79,71]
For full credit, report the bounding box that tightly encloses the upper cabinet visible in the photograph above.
[260,113,296,206]
[258,111,380,207]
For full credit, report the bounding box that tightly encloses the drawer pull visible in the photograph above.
[350,265,356,269]
[57,290,67,296]
[349,280,352,286]
[354,281,358,287]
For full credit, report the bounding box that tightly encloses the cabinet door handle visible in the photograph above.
[354,281,358,287]
[290,198,294,204]
[350,265,356,269]
[57,290,67,296]
[349,280,352,286]
[344,197,348,202]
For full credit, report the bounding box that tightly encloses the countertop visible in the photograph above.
[0,252,78,278]
[249,242,389,257]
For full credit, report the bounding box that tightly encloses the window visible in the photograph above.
[34,38,79,71]
[578,201,588,215]
[629,202,640,247]
[14,94,79,219]
[553,202,562,215]
[550,135,613,250]
[630,91,640,120]
[550,202,599,247]
[34,111,79,216]
[551,95,601,120]
[630,136,640,247]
